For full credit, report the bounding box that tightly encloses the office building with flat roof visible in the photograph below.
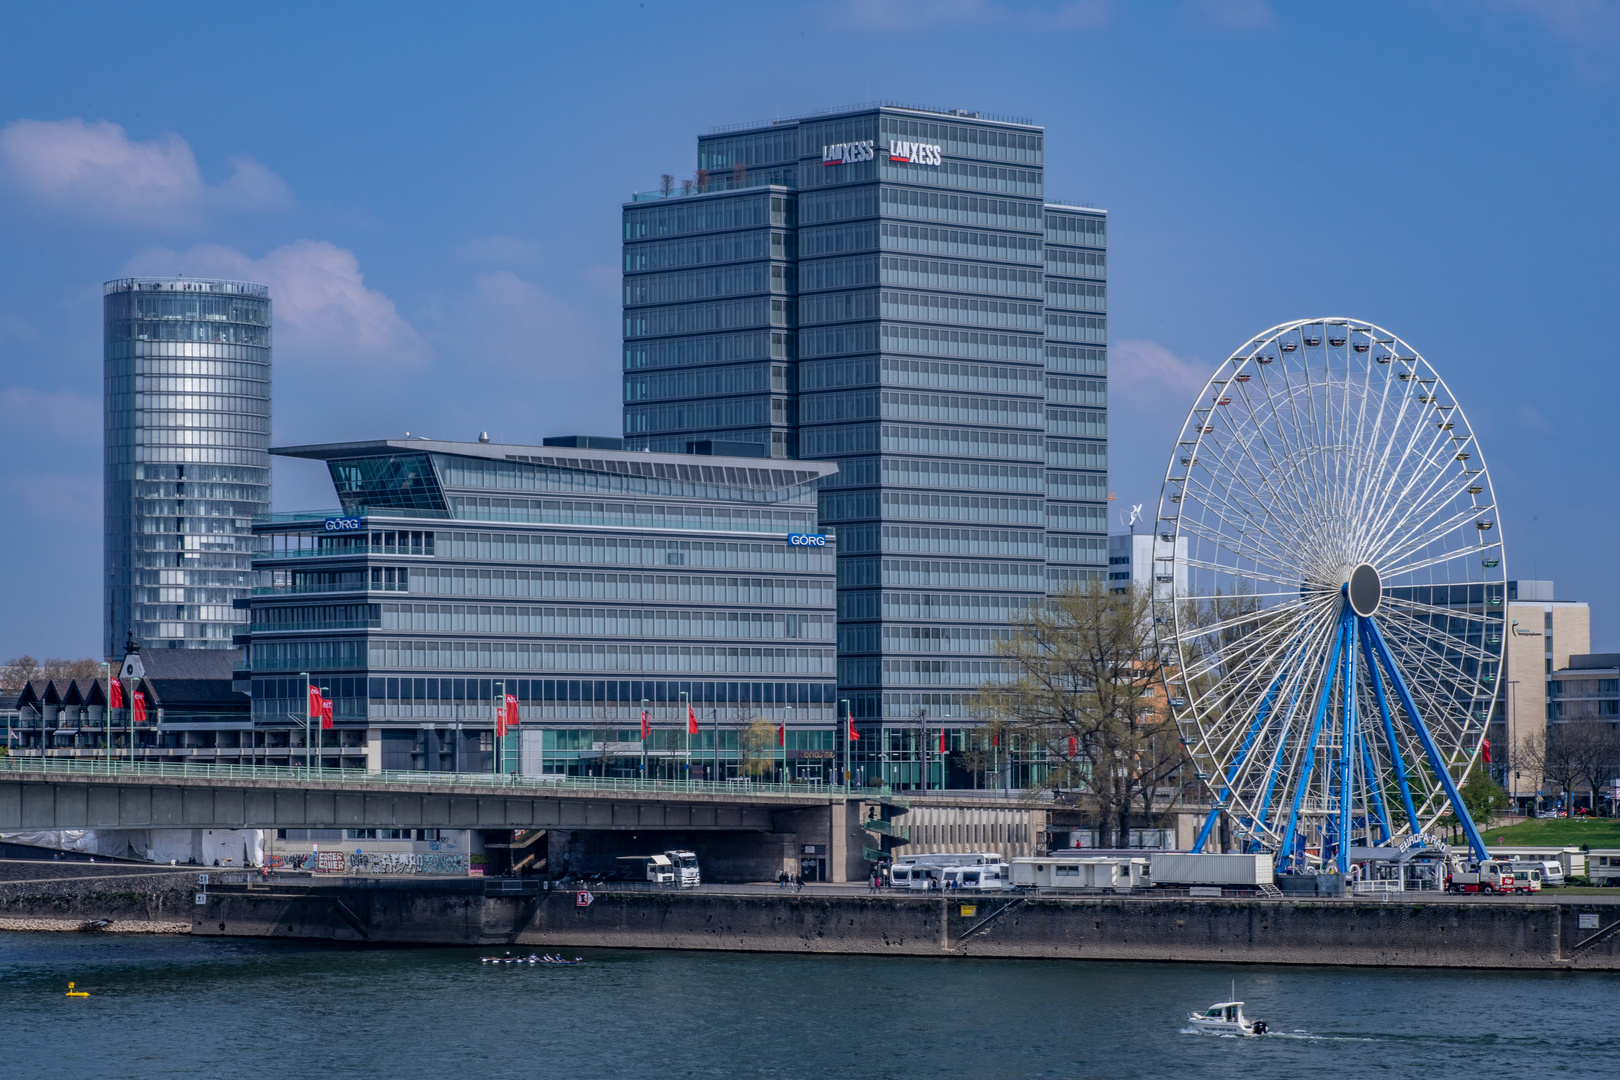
[104,277,271,656]
[622,103,1106,787]
[238,437,839,779]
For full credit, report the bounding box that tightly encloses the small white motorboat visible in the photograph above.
[1187,999,1267,1036]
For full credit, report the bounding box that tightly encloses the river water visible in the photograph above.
[2,932,1614,1079]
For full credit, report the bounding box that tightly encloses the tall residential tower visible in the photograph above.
[623,105,1106,785]
[104,277,271,655]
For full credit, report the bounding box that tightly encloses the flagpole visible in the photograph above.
[102,661,111,775]
[640,697,648,782]
[841,699,851,795]
[493,680,503,778]
[318,683,328,779]
[301,670,310,780]
[680,691,689,790]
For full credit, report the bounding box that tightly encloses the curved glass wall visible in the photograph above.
[104,277,271,655]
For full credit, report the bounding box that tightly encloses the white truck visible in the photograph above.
[617,854,676,885]
[663,849,701,887]
[1149,852,1274,888]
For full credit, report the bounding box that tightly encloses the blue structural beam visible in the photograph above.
[1251,673,1307,851]
[1364,616,1490,862]
[1280,604,1350,868]
[1359,726,1392,844]
[1358,616,1419,833]
[1193,654,1291,853]
[1337,606,1357,875]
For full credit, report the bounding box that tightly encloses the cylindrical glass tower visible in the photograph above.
[104,277,271,656]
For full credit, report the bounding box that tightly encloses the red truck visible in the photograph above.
[1445,859,1525,895]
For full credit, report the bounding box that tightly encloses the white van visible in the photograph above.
[1511,860,1561,888]
[940,864,1012,891]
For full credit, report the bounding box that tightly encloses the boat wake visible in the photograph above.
[1267,1030,1377,1042]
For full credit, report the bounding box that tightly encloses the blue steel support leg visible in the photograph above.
[1365,616,1490,863]
[1337,613,1357,875]
[1358,616,1419,833]
[1359,727,1392,844]
[1279,604,1350,869]
[1192,660,1289,854]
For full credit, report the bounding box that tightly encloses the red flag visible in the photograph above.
[848,713,859,741]
[777,723,785,747]
[132,691,147,725]
[640,709,650,740]
[320,696,334,730]
[991,731,998,748]
[108,678,123,710]
[503,694,519,735]
[307,683,323,719]
[1068,735,1078,757]
[939,727,946,754]
[1482,738,1492,764]
[687,704,699,736]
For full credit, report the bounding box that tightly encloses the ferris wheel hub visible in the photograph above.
[1345,562,1382,617]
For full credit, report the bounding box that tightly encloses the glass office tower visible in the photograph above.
[104,277,271,656]
[623,105,1108,787]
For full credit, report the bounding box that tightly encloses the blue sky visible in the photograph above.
[1,0,1617,658]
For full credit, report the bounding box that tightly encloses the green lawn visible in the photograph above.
[1478,817,1620,849]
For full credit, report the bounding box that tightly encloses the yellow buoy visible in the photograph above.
[65,981,89,997]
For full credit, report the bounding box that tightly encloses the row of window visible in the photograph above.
[1046,376,1107,406]
[799,422,1046,461]
[625,396,779,433]
[624,264,794,306]
[1047,408,1108,436]
[697,130,800,171]
[126,393,270,416]
[253,603,381,631]
[838,557,1045,590]
[408,567,832,606]
[1046,281,1106,312]
[374,602,830,642]
[835,524,1045,558]
[1046,437,1107,469]
[623,192,784,240]
[801,254,1043,297]
[624,362,782,402]
[838,589,1031,622]
[1046,504,1108,531]
[879,117,1043,163]
[107,343,268,365]
[623,230,792,271]
[1046,471,1109,500]
[820,491,1045,525]
[1044,214,1106,246]
[1045,536,1109,560]
[130,427,270,448]
[111,319,270,347]
[430,532,832,572]
[624,329,794,370]
[434,452,817,504]
[1047,345,1107,376]
[839,656,1012,687]
[785,220,1047,262]
[117,446,265,466]
[107,293,270,325]
[443,497,818,535]
[803,388,1045,426]
[840,623,1015,654]
[370,640,834,676]
[817,456,1046,494]
[130,376,269,397]
[881,290,1043,330]
[1046,313,1107,344]
[386,676,833,710]
[801,355,1043,395]
[624,297,793,338]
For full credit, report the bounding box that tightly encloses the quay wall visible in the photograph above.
[2,871,1617,971]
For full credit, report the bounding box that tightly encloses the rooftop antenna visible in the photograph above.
[1119,503,1143,534]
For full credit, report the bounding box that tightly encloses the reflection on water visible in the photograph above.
[1,932,1613,1079]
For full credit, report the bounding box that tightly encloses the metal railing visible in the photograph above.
[0,754,853,800]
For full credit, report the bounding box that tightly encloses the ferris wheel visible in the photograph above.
[1153,318,1504,870]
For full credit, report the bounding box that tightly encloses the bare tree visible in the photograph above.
[1509,725,1548,805]
[2,655,102,687]
[694,168,710,192]
[1543,722,1593,808]
[976,583,1188,847]
[659,173,674,196]
[1557,720,1620,811]
[732,162,746,188]
[1577,721,1620,809]
[739,717,777,779]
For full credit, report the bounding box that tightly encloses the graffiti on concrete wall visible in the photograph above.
[265,851,469,875]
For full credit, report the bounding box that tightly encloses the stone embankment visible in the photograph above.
[3,863,1618,971]
[0,859,200,933]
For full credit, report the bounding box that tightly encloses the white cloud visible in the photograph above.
[124,241,430,368]
[454,270,601,379]
[454,235,544,267]
[1109,338,1215,402]
[1183,0,1278,31]
[1484,0,1620,64]
[0,118,290,223]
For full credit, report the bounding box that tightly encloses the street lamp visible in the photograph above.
[493,680,504,778]
[680,690,690,788]
[641,697,649,780]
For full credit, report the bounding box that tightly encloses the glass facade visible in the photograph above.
[104,277,271,656]
[621,106,1107,783]
[242,439,839,778]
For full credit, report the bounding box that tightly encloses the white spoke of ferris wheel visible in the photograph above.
[1360,403,1471,556]
[1227,375,1334,553]
[1177,557,1311,591]
[1381,539,1501,580]
[1176,599,1333,711]
[1376,504,1486,572]
[1221,604,1341,802]
[1183,426,1320,564]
